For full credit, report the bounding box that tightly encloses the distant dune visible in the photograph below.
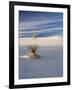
[19,36,63,46]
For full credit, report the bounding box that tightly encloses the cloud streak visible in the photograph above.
[19,11,63,38]
[19,27,62,34]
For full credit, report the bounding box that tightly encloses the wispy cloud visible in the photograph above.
[19,27,62,34]
[19,11,63,38]
[19,19,62,30]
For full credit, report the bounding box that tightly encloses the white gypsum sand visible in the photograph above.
[19,36,63,46]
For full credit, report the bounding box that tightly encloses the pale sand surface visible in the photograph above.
[19,37,63,46]
[19,46,63,79]
[19,37,63,79]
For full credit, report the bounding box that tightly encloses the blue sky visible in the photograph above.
[19,11,63,38]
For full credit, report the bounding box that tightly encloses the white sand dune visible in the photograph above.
[19,46,63,79]
[19,36,63,46]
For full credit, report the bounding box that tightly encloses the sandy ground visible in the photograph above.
[19,37,63,79]
[19,46,63,79]
[19,37,63,46]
